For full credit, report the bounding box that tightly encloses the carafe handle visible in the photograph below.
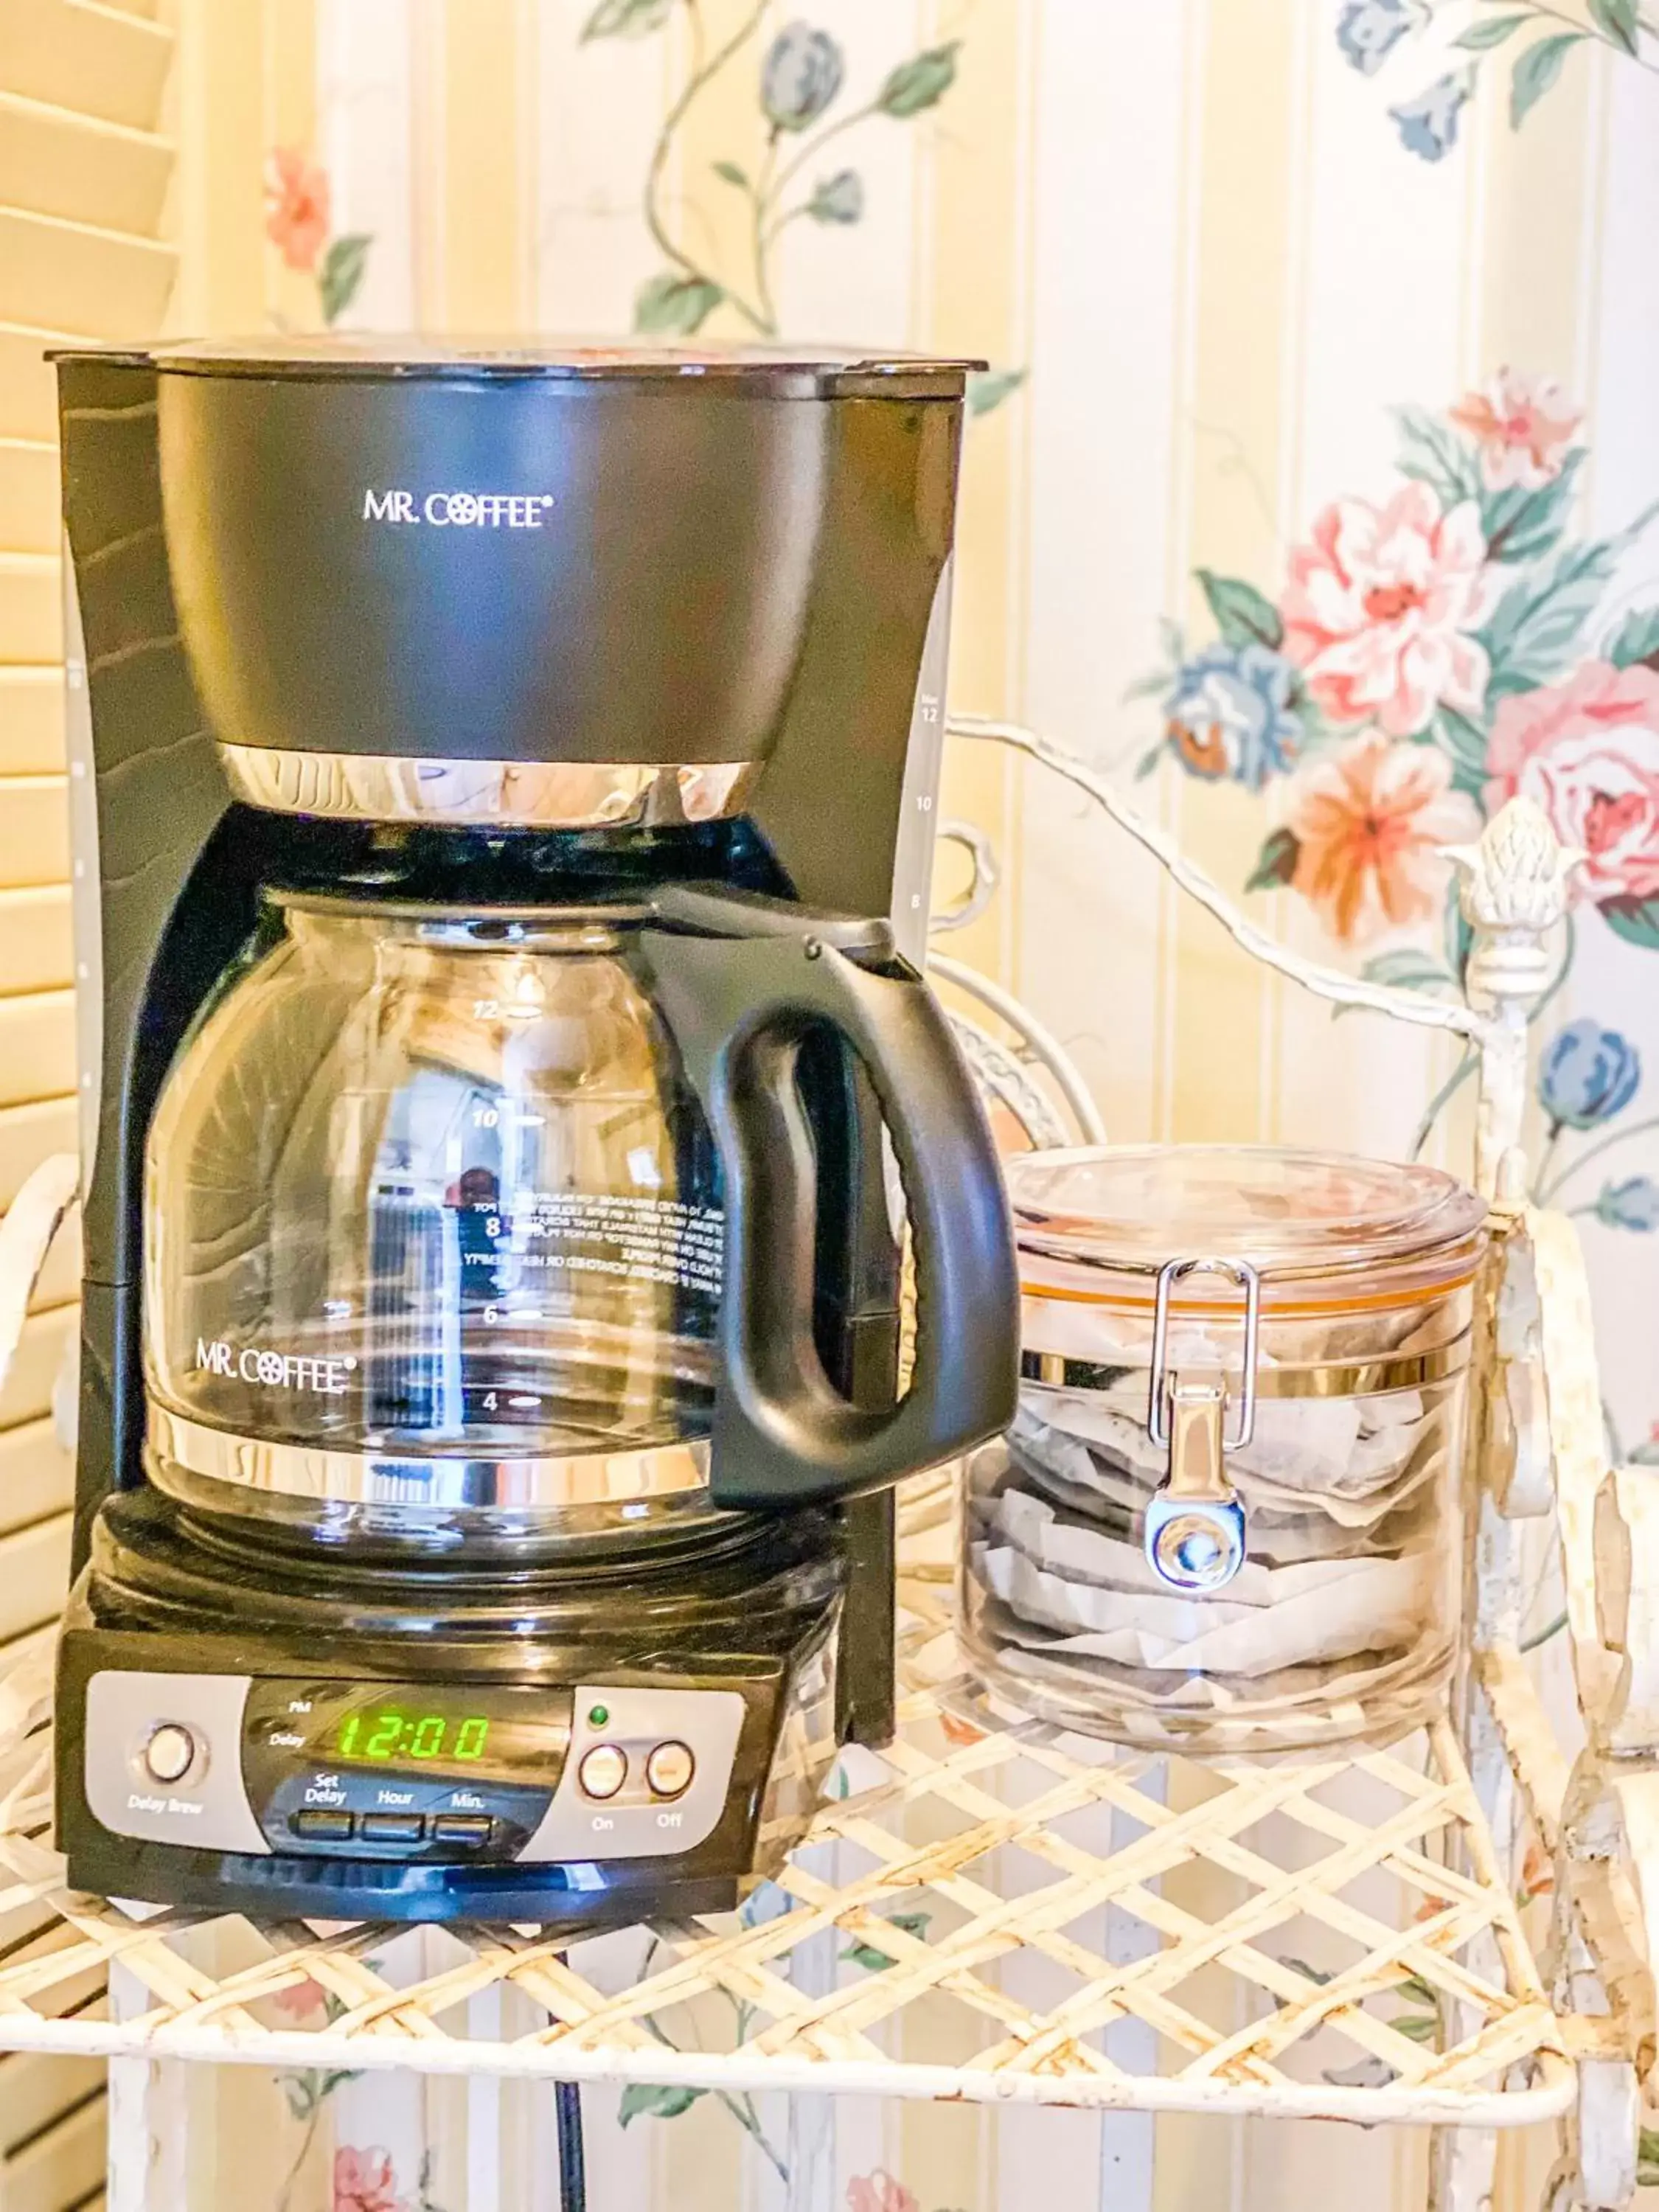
[638,899,1018,1507]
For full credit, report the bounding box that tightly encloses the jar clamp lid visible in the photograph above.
[1143,1257,1257,1593]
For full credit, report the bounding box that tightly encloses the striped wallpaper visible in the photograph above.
[155,2,1659,2206]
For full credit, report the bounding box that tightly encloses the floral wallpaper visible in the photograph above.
[1340,0,1655,159]
[265,147,372,325]
[1143,369,1659,1341]
[161,0,1659,2205]
[576,0,1023,414]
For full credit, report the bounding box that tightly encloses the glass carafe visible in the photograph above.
[143,886,1017,1545]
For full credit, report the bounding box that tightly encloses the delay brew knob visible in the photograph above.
[143,1723,198,1785]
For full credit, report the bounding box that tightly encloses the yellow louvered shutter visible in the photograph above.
[0,2,176,2197]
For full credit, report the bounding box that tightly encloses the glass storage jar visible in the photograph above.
[959,1146,1486,1755]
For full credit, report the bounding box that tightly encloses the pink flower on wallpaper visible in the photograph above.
[1450,366,1581,491]
[1485,661,1659,904]
[266,147,331,273]
[333,2146,408,2212]
[846,2172,920,2212]
[1288,733,1479,943]
[271,1975,326,2020]
[1281,480,1496,737]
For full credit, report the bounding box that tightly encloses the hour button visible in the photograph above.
[143,1724,198,1785]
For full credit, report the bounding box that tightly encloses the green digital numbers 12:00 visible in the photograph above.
[335,1711,490,1762]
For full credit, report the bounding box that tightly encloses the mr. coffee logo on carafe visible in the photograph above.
[195,1338,353,1397]
[361,489,556,529]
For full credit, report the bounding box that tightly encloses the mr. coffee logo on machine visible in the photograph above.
[195,1338,354,1397]
[361,489,556,529]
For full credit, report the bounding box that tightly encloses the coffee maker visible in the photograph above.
[50,340,1018,1925]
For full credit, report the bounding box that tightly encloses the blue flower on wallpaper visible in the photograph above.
[1388,70,1473,161]
[1164,642,1302,791]
[807,168,863,224]
[762,22,844,132]
[1538,1020,1642,1131]
[1595,1176,1659,1231]
[1336,0,1427,77]
[740,1878,796,1927]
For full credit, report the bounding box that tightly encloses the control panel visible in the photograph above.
[84,1669,745,1864]
[521,1682,744,1862]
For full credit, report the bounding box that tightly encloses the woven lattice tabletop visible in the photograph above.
[0,1573,1574,2128]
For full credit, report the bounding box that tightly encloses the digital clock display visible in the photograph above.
[261,1680,573,1790]
[336,1710,490,1761]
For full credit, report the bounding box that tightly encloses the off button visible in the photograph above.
[647,1742,695,1799]
[143,1724,198,1785]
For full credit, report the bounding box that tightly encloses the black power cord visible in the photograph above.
[555,2078,587,2208]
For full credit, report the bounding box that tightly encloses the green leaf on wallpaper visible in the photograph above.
[1453,14,1528,49]
[966,366,1027,418]
[1589,0,1640,57]
[1360,949,1457,995]
[580,0,672,39]
[877,41,961,117]
[319,233,372,325]
[634,271,724,335]
[1196,570,1284,651]
[1124,667,1173,702]
[1443,871,1475,983]
[841,1910,933,1972]
[281,2067,363,2123]
[1510,32,1583,129]
[1135,740,1167,778]
[1480,534,1618,697]
[1593,1178,1659,1228]
[712,159,750,189]
[1425,703,1490,798]
[1290,685,1340,754]
[1334,947,1457,1017]
[1481,447,1585,563]
[1394,406,1481,507]
[1607,604,1659,668]
[1245,827,1299,893]
[619,2082,707,2125]
[1391,2013,1440,2045]
[1279,1958,1336,1987]
[1599,893,1659,950]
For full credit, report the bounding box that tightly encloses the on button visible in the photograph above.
[578,1743,627,1801]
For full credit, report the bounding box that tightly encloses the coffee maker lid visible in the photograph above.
[140,335,986,400]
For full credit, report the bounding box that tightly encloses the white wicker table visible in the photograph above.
[0,1579,1578,2132]
[2,748,1653,2212]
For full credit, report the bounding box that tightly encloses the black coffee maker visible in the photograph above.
[51,340,1018,1924]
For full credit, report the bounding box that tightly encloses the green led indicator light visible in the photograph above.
[588,1704,610,1729]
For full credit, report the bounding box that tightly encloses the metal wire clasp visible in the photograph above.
[1144,1256,1260,1593]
